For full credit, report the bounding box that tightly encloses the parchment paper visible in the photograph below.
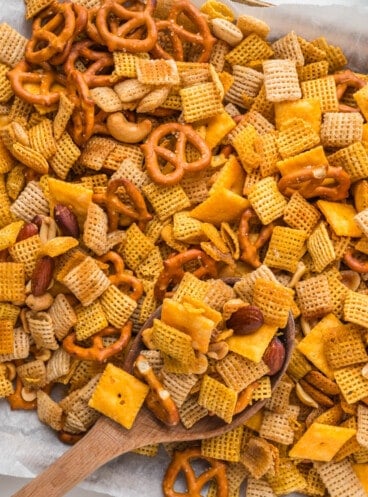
[0,1,367,496]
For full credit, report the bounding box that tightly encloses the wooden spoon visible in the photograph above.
[13,281,295,497]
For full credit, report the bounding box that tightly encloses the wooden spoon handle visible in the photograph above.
[11,417,154,497]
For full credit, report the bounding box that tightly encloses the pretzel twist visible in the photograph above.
[62,321,132,362]
[343,247,368,273]
[93,177,152,232]
[154,248,218,302]
[7,60,65,107]
[25,3,77,64]
[152,0,216,62]
[238,208,274,269]
[142,122,212,186]
[99,251,144,301]
[96,0,157,52]
[134,354,180,427]
[277,165,351,201]
[163,447,228,497]
[333,69,367,112]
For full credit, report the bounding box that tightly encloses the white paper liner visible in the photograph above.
[0,1,368,496]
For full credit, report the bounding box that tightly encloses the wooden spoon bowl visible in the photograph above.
[13,279,295,497]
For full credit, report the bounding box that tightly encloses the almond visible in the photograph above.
[31,256,54,296]
[54,204,80,238]
[262,337,285,375]
[16,222,39,242]
[226,305,264,335]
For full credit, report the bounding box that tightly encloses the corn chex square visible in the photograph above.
[198,374,237,424]
[152,319,196,365]
[264,226,307,272]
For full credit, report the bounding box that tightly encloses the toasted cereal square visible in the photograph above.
[296,275,333,320]
[198,374,237,424]
[50,131,81,180]
[0,319,13,354]
[0,23,27,67]
[152,319,196,365]
[201,425,244,462]
[225,65,264,109]
[60,256,110,306]
[0,63,13,103]
[119,223,155,270]
[246,478,276,497]
[180,82,223,122]
[226,33,273,66]
[113,51,149,78]
[179,395,208,429]
[312,37,347,72]
[79,136,117,171]
[248,176,287,225]
[320,112,363,148]
[276,118,320,159]
[75,301,108,341]
[253,278,293,328]
[328,141,368,183]
[260,406,299,445]
[263,59,301,102]
[89,363,149,429]
[315,459,366,497]
[142,182,190,221]
[241,436,278,479]
[357,405,368,449]
[100,285,137,328]
[0,262,25,302]
[136,58,180,85]
[301,76,339,113]
[24,0,54,18]
[9,235,42,278]
[307,222,336,273]
[324,324,368,369]
[90,87,123,113]
[284,192,321,235]
[264,226,307,272]
[10,180,49,222]
[344,291,368,328]
[335,365,368,405]
[53,93,75,140]
[231,123,261,173]
[37,390,63,431]
[272,31,304,67]
[216,352,269,392]
[28,118,57,159]
[298,60,329,82]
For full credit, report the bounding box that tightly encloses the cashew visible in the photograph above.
[106,112,152,143]
[340,270,361,291]
[295,382,319,408]
[21,387,37,402]
[34,347,52,362]
[39,216,57,243]
[207,341,229,360]
[26,292,54,311]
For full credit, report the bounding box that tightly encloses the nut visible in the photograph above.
[16,222,39,242]
[54,204,80,238]
[340,270,361,291]
[299,379,334,407]
[21,387,37,402]
[31,256,54,296]
[295,382,319,408]
[25,292,54,311]
[262,337,285,376]
[226,305,264,335]
[207,341,229,360]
